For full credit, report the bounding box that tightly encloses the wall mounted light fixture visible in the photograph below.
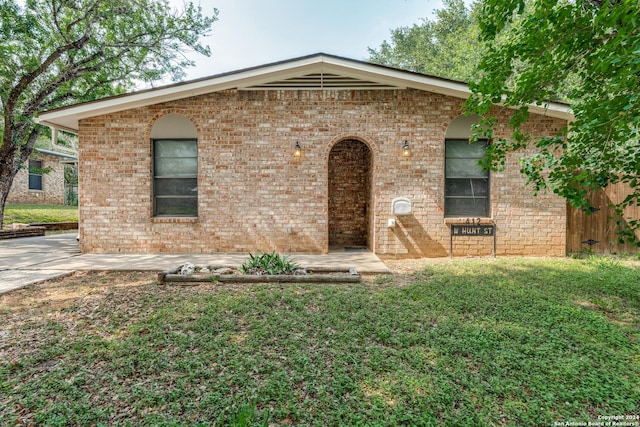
[293,141,302,157]
[402,140,411,157]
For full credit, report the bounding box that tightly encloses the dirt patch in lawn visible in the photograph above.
[0,258,441,318]
[0,271,158,364]
[0,271,156,316]
[0,258,446,306]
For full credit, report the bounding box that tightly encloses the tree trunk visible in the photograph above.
[0,163,18,229]
[0,118,42,228]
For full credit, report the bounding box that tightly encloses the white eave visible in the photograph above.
[37,53,573,133]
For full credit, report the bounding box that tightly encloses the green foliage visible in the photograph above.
[368,0,483,81]
[465,0,640,245]
[64,164,78,205]
[27,162,52,176]
[0,0,217,225]
[0,0,217,108]
[240,252,300,275]
[1,259,639,425]
[34,128,78,151]
[65,186,78,206]
[63,164,77,186]
[225,400,269,427]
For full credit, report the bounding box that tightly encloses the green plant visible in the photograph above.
[65,185,78,206]
[581,247,595,256]
[586,255,622,269]
[240,252,299,275]
[224,400,269,426]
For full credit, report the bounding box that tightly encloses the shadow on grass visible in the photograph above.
[1,259,638,426]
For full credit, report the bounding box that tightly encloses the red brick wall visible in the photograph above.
[78,89,567,256]
[328,139,372,248]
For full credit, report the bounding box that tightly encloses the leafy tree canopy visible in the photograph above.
[0,0,217,226]
[465,0,640,244]
[367,0,482,82]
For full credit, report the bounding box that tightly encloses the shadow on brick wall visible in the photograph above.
[393,215,448,257]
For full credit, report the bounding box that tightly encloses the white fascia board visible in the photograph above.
[36,118,80,135]
[37,56,332,132]
[527,102,573,120]
[321,57,574,120]
[319,56,469,96]
[37,54,574,133]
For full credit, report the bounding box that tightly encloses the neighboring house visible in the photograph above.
[7,148,77,206]
[38,53,574,257]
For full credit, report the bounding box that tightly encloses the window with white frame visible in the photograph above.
[153,139,198,217]
[444,139,490,217]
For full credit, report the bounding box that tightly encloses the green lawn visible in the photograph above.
[3,203,78,225]
[1,258,639,426]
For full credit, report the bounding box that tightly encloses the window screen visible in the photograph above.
[445,139,489,217]
[153,139,197,217]
[28,160,43,191]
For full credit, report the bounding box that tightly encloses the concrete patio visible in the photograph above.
[0,233,391,294]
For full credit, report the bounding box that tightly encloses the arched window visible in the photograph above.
[444,115,490,217]
[150,114,198,217]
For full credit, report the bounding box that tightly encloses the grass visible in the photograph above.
[3,203,78,225]
[1,258,639,426]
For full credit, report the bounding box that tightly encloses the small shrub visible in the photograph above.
[240,252,299,275]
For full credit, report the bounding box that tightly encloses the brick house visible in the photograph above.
[38,54,573,257]
[7,148,77,206]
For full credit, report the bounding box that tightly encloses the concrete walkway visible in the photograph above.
[0,233,390,294]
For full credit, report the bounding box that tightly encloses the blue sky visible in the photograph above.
[175,0,443,79]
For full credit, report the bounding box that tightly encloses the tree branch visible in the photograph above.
[64,0,102,36]
[17,126,42,171]
[5,33,91,116]
[19,45,134,118]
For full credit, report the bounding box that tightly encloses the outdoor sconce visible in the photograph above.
[402,140,411,157]
[293,141,302,157]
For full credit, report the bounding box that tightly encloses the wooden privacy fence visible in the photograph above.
[567,182,640,254]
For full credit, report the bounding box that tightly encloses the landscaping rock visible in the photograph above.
[180,262,195,275]
[159,263,361,285]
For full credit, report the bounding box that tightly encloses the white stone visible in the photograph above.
[180,262,195,275]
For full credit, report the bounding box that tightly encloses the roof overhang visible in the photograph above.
[37,53,573,133]
[34,148,77,161]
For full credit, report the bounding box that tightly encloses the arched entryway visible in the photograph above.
[328,139,373,250]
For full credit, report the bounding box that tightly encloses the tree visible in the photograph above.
[367,0,482,82]
[465,0,640,244]
[0,0,217,227]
